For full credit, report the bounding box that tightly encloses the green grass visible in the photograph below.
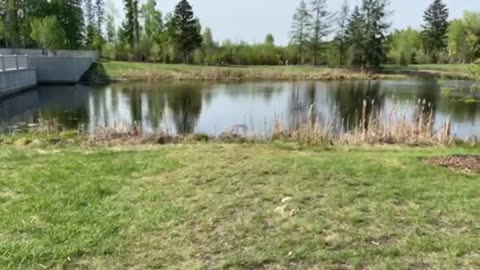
[1,142,479,269]
[86,61,474,82]
[384,64,471,74]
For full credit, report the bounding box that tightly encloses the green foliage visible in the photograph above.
[106,14,116,43]
[30,16,66,53]
[309,0,333,65]
[95,0,105,35]
[389,28,423,65]
[142,0,164,43]
[446,12,480,64]
[264,34,275,46]
[345,6,365,67]
[422,0,449,60]
[121,0,140,48]
[289,0,311,64]
[333,0,350,66]
[172,0,203,63]
[360,0,390,69]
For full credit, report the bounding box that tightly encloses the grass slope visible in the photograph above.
[0,143,479,269]
[86,61,473,83]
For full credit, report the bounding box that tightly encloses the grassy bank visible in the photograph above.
[85,61,473,83]
[1,140,479,269]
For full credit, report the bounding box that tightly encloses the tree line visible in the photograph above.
[0,0,479,67]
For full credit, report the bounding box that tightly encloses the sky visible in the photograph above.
[107,0,480,45]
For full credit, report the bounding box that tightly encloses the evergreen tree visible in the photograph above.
[334,0,350,66]
[173,0,203,63]
[202,27,215,49]
[55,0,84,49]
[265,34,275,45]
[309,0,333,65]
[84,0,95,47]
[106,14,116,43]
[360,0,390,69]
[345,6,365,66]
[289,0,311,64]
[422,0,449,61]
[122,0,140,48]
[95,0,105,35]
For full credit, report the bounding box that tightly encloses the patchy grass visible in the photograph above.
[83,61,474,83]
[0,143,479,269]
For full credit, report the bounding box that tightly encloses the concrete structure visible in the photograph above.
[30,56,94,83]
[0,49,97,97]
[0,49,99,61]
[0,55,37,98]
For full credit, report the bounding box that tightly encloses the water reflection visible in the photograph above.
[0,80,479,138]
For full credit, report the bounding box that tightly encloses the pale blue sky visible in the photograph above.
[107,0,480,45]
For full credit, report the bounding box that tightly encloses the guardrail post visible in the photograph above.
[25,54,29,69]
[0,55,4,72]
[15,55,19,70]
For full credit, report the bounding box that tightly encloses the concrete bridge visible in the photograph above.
[0,49,98,98]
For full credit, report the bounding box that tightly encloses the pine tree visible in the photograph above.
[289,0,311,64]
[345,6,365,66]
[265,34,275,45]
[360,0,390,69]
[3,0,21,47]
[56,0,84,49]
[309,0,333,66]
[422,0,449,61]
[84,0,95,47]
[122,0,139,48]
[95,0,105,35]
[106,14,115,43]
[334,0,350,66]
[173,0,202,63]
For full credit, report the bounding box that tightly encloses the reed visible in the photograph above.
[273,99,455,146]
[2,99,467,146]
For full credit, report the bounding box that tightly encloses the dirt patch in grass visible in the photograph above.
[425,155,480,173]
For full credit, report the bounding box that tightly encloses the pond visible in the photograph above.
[1,80,479,139]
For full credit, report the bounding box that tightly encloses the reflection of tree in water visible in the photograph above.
[412,81,439,131]
[288,82,319,130]
[224,82,284,101]
[333,81,384,132]
[119,86,168,129]
[35,108,89,129]
[167,83,203,134]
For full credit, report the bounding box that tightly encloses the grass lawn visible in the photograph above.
[0,143,479,269]
[89,61,473,82]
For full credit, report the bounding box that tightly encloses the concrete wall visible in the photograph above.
[0,69,37,98]
[29,56,94,83]
[0,48,99,61]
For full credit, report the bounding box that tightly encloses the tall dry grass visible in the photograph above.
[273,99,455,145]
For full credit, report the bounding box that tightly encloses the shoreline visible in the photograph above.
[82,61,474,84]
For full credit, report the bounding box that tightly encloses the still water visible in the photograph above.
[1,80,479,138]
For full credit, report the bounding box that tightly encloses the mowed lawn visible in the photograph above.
[0,143,479,269]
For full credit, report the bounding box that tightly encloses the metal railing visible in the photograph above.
[0,55,29,72]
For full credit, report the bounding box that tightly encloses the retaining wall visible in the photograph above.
[0,69,37,98]
[0,48,99,61]
[29,56,94,83]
